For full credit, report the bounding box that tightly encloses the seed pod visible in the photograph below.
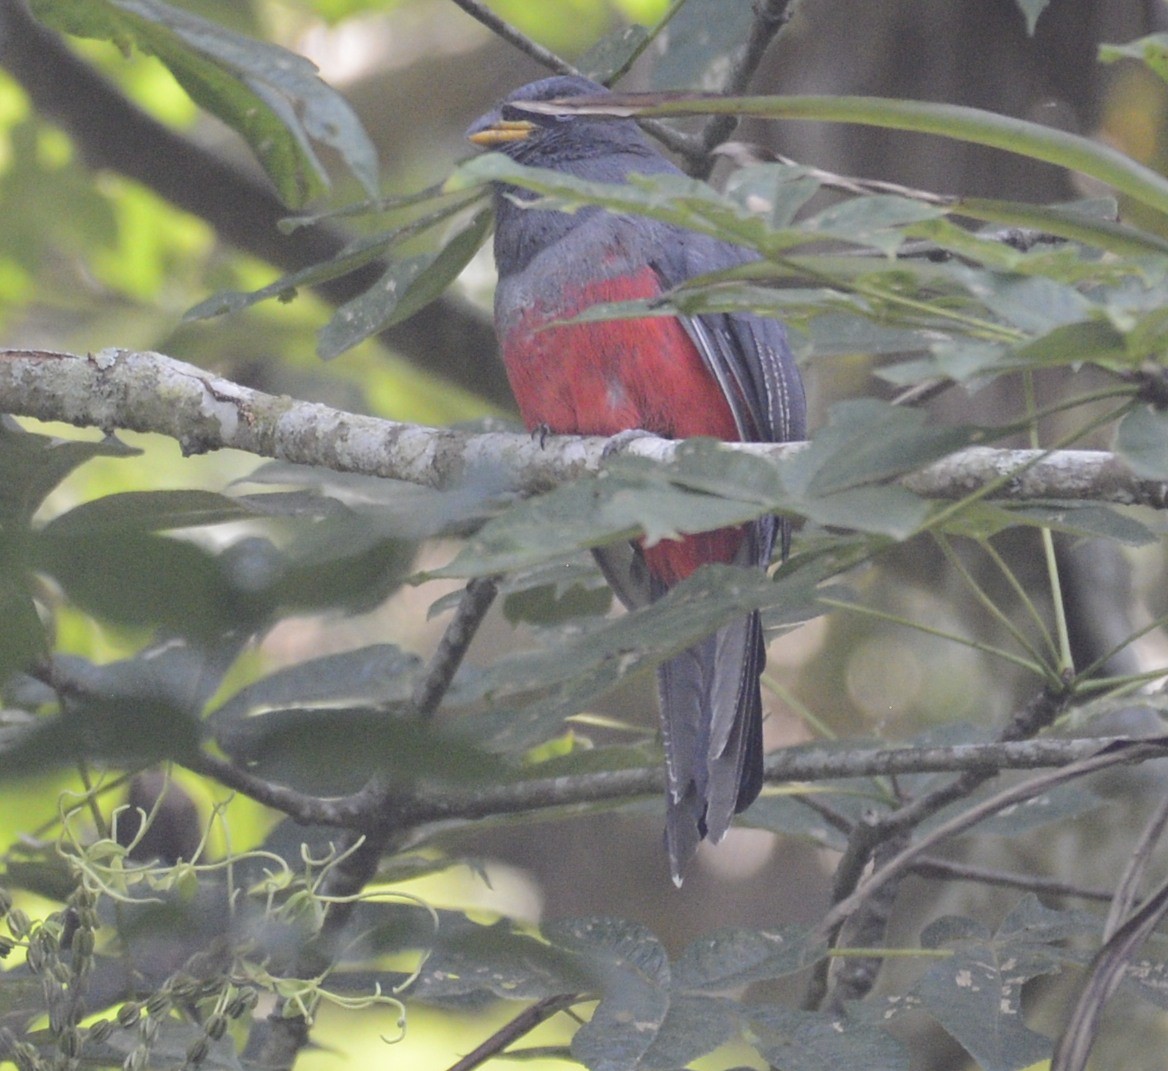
[7,908,31,939]
[116,1003,141,1028]
[88,1020,114,1044]
[185,1036,210,1066]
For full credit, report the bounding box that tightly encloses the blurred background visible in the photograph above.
[4,0,1168,1067]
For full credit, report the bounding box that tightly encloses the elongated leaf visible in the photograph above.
[42,489,260,536]
[526,92,1168,217]
[318,209,493,359]
[209,644,421,739]
[31,0,378,205]
[185,231,394,321]
[465,563,828,751]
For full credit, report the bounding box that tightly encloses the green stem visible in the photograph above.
[934,534,1056,677]
[817,597,1045,675]
[1023,371,1074,675]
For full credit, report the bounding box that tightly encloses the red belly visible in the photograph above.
[500,268,747,584]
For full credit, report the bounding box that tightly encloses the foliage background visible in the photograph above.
[4,1,1168,1070]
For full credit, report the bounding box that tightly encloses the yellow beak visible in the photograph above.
[468,119,537,147]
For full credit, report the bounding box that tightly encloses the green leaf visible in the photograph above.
[208,644,422,742]
[651,0,755,89]
[803,194,946,254]
[465,564,827,752]
[36,528,249,639]
[639,994,739,1069]
[745,1005,909,1071]
[725,164,823,229]
[1008,503,1158,547]
[410,918,588,1004]
[578,23,652,84]
[184,231,394,321]
[554,92,1168,218]
[212,705,504,794]
[789,399,978,496]
[0,648,210,773]
[31,0,378,206]
[0,419,138,524]
[672,925,824,990]
[42,490,261,536]
[318,209,493,359]
[1115,405,1168,479]
[543,918,669,1071]
[914,907,1060,1071]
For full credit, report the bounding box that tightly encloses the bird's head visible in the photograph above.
[467,76,659,170]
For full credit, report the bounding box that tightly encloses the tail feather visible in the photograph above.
[659,610,766,881]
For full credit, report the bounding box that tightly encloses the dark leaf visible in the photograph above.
[42,489,261,537]
[915,904,1063,1071]
[651,0,755,89]
[410,918,587,1005]
[671,925,824,990]
[745,1005,909,1071]
[209,644,421,739]
[578,23,652,84]
[0,420,138,523]
[639,993,739,1069]
[213,705,504,793]
[543,918,669,1071]
[787,399,979,496]
[466,564,826,751]
[318,209,493,359]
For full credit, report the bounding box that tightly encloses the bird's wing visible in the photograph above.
[651,232,805,447]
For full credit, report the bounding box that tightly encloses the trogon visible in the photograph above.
[468,76,807,883]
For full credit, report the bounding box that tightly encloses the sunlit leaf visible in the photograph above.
[31,0,378,206]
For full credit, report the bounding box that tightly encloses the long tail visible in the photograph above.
[659,609,766,884]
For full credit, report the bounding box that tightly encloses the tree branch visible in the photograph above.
[690,0,795,176]
[2,348,1165,508]
[180,734,1163,835]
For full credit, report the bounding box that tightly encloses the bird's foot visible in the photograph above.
[530,422,552,449]
[601,427,657,460]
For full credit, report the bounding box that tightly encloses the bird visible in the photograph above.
[468,75,806,883]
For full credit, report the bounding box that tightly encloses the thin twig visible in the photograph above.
[690,0,796,176]
[257,577,501,1071]
[1103,791,1168,939]
[809,683,1071,1009]
[412,576,500,721]
[1052,869,1168,1071]
[183,734,1158,833]
[910,856,1115,903]
[447,0,581,76]
[817,740,1168,940]
[445,994,580,1071]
